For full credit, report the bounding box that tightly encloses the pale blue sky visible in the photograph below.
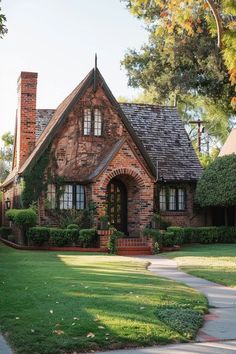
[0,0,148,136]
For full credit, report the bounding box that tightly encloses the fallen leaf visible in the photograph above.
[140,307,145,310]
[15,317,20,320]
[73,317,79,320]
[87,332,95,338]
[53,330,64,335]
[50,310,53,314]
[31,329,35,333]
[98,326,105,329]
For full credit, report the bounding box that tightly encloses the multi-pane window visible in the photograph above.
[178,188,186,211]
[47,184,85,210]
[94,109,102,136]
[83,108,102,136]
[60,184,73,210]
[159,188,166,211]
[83,109,92,135]
[76,185,85,209]
[169,188,176,211]
[47,184,56,209]
[159,186,186,211]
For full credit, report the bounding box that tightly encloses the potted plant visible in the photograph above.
[99,215,109,230]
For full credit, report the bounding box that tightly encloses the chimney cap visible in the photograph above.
[18,71,38,81]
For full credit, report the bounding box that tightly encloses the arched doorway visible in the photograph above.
[107,178,128,234]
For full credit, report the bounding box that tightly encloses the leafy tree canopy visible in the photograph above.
[122,0,236,146]
[0,0,7,38]
[0,132,13,183]
[195,154,236,207]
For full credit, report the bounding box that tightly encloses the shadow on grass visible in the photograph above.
[0,243,207,354]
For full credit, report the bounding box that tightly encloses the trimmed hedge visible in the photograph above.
[0,227,12,239]
[28,227,51,246]
[143,228,162,246]
[6,208,37,227]
[67,224,79,230]
[167,226,236,244]
[79,229,96,248]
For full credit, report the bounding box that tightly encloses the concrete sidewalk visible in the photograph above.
[0,334,13,354]
[95,340,236,354]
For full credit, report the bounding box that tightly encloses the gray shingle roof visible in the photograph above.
[35,103,202,182]
[120,103,202,181]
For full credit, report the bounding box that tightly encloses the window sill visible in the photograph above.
[160,211,188,216]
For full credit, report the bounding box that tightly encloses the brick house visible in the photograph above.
[1,67,203,237]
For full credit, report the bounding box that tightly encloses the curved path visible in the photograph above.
[95,255,236,354]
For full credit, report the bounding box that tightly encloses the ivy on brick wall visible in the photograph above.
[195,154,236,207]
[21,149,50,208]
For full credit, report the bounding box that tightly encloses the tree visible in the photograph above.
[123,0,236,104]
[0,0,7,38]
[195,154,236,224]
[122,0,236,146]
[0,132,14,182]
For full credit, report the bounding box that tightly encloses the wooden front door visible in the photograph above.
[107,179,128,234]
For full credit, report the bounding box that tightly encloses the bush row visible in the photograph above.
[167,226,236,245]
[6,208,37,227]
[27,227,97,247]
[144,226,236,247]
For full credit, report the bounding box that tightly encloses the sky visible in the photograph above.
[0,0,149,137]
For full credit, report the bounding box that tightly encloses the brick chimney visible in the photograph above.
[15,72,38,169]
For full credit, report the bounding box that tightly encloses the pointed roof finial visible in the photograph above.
[93,53,98,92]
[95,53,97,70]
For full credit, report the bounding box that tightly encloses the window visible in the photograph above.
[83,109,92,135]
[76,185,85,209]
[47,184,85,210]
[159,186,186,211]
[159,188,166,211]
[178,188,186,211]
[60,184,85,210]
[94,109,102,136]
[47,184,56,209]
[83,108,102,136]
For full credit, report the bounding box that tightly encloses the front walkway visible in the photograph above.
[95,255,236,354]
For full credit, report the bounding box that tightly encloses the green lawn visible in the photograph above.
[166,244,236,287]
[0,243,207,354]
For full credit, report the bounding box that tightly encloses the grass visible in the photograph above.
[166,244,236,287]
[0,243,207,354]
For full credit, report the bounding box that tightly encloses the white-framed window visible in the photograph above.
[94,109,102,136]
[83,108,102,136]
[83,109,92,135]
[47,184,56,209]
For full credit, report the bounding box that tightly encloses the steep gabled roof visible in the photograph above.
[16,68,156,178]
[120,103,202,181]
[219,128,236,157]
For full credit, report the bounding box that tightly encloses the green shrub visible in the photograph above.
[50,229,68,247]
[79,229,96,248]
[6,209,37,227]
[66,229,80,244]
[166,227,185,244]
[108,230,124,254]
[67,224,79,230]
[162,231,176,247]
[0,227,12,239]
[143,228,162,246]
[167,226,236,244]
[8,235,15,243]
[27,227,50,246]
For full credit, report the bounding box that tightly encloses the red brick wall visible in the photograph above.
[159,184,204,227]
[14,72,38,169]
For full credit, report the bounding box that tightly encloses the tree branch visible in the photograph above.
[206,0,223,48]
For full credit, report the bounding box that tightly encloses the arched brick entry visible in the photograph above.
[93,168,154,237]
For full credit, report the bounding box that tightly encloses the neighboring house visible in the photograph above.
[1,66,203,235]
[219,128,236,157]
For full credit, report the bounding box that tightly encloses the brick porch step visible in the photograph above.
[117,237,148,247]
[117,246,152,256]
